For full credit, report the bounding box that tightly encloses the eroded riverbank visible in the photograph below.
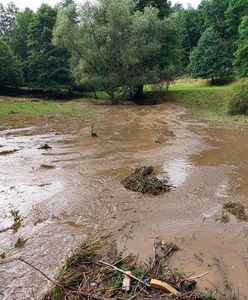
[0,102,248,299]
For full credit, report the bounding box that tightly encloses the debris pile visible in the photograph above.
[42,239,210,300]
[121,166,171,195]
[38,143,52,150]
[224,201,248,221]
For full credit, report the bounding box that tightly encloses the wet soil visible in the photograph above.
[0,101,248,299]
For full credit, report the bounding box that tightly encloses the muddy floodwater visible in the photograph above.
[0,102,248,299]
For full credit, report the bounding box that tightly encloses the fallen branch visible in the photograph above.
[99,260,150,288]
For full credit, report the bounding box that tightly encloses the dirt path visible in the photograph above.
[0,102,248,299]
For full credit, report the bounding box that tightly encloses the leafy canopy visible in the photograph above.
[26,4,71,88]
[0,38,23,88]
[54,0,179,102]
[188,27,232,80]
[234,16,248,78]
[0,2,18,42]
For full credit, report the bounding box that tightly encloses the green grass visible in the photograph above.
[167,79,248,123]
[0,98,87,117]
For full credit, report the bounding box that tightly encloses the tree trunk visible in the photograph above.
[108,87,118,105]
[93,88,98,99]
[212,76,214,84]
[134,84,144,99]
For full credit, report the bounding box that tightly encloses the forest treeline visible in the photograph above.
[0,0,248,102]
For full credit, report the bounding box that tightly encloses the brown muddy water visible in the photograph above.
[0,102,248,299]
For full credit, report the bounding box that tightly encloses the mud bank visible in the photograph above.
[0,102,248,299]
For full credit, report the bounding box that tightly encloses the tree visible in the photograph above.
[199,0,229,38]
[188,28,232,83]
[137,0,172,19]
[234,16,248,78]
[225,0,248,49]
[53,0,180,103]
[179,7,202,68]
[0,2,19,42]
[0,38,23,88]
[10,9,34,62]
[26,4,71,88]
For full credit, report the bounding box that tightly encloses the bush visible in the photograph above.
[228,83,248,115]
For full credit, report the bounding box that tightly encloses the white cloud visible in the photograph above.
[1,0,201,11]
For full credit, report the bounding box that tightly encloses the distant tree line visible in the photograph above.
[0,0,248,101]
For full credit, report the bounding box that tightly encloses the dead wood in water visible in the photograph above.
[121,166,171,195]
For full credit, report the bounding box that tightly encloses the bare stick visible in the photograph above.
[188,271,209,280]
[99,260,150,288]
[19,258,58,286]
[206,279,225,297]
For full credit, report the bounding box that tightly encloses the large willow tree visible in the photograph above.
[53,0,179,103]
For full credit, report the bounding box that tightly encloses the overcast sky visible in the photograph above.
[1,0,202,11]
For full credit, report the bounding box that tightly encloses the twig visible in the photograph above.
[206,279,225,297]
[19,258,75,300]
[19,258,58,286]
[159,244,178,261]
[99,260,150,288]
[188,271,209,280]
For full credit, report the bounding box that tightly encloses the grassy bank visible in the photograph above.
[168,79,248,123]
[0,98,87,117]
[1,79,248,124]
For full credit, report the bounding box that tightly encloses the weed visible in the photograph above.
[15,237,27,248]
[11,209,22,232]
[0,252,6,259]
[40,164,55,170]
[197,292,217,300]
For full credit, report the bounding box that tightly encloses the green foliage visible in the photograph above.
[0,99,86,117]
[54,0,180,103]
[0,38,23,88]
[228,83,248,115]
[188,28,232,81]
[225,0,248,48]
[10,8,34,63]
[136,0,172,19]
[0,2,18,42]
[234,16,248,78]
[199,0,229,38]
[15,237,27,248]
[26,4,71,88]
[197,292,216,300]
[179,7,202,67]
[10,209,22,232]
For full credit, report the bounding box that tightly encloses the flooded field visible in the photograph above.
[0,101,248,299]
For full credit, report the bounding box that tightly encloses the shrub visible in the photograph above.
[228,83,248,115]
